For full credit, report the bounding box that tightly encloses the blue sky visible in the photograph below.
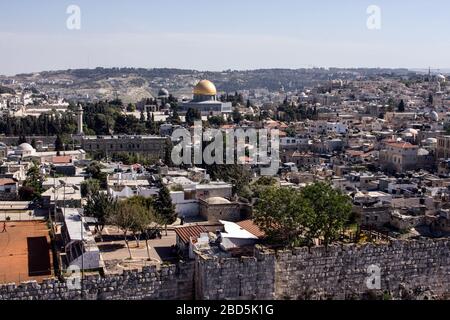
[0,0,449,75]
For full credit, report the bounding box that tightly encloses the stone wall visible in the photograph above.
[195,250,276,300]
[274,239,450,300]
[0,262,194,300]
[195,239,450,300]
[1,239,449,300]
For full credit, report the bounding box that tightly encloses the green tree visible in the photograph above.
[254,186,312,246]
[55,135,64,153]
[80,179,100,198]
[185,108,201,126]
[204,164,252,199]
[232,108,243,124]
[84,191,116,236]
[154,184,176,235]
[125,199,160,259]
[254,183,352,248]
[108,201,138,259]
[85,161,107,188]
[300,182,352,247]
[397,99,405,112]
[22,163,44,199]
[18,135,27,145]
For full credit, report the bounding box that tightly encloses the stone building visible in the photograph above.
[436,135,450,159]
[379,141,419,173]
[199,197,250,222]
[80,135,169,160]
[0,178,18,200]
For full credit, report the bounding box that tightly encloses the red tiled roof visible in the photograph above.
[0,178,16,186]
[236,219,265,238]
[52,156,72,164]
[346,150,365,157]
[174,225,208,244]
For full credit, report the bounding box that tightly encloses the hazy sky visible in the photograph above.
[0,0,449,75]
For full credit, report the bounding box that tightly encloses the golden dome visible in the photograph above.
[193,80,217,96]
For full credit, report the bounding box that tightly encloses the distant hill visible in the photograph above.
[4,67,416,103]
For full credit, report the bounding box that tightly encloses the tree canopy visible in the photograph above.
[254,182,352,247]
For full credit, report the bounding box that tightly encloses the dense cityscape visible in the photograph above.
[0,67,449,301]
[1,2,450,314]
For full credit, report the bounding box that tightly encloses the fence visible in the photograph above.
[0,211,45,222]
[0,270,53,285]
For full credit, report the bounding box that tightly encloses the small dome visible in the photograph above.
[437,74,446,82]
[425,138,437,144]
[205,197,231,205]
[403,128,418,135]
[158,88,169,97]
[193,80,217,96]
[18,143,35,151]
[164,103,171,109]
[402,132,413,138]
[430,111,439,122]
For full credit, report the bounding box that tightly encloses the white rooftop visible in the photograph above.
[219,220,258,240]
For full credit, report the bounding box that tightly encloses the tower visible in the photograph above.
[76,104,84,135]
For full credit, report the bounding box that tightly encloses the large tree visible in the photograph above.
[254,186,313,246]
[254,182,352,248]
[108,201,137,259]
[154,184,176,235]
[22,163,44,200]
[397,99,405,112]
[55,135,64,153]
[185,108,201,126]
[300,182,352,247]
[80,179,100,198]
[84,191,116,237]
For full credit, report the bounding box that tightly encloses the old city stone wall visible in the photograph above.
[274,239,450,300]
[0,262,195,300]
[195,239,450,300]
[195,250,276,300]
[1,239,449,300]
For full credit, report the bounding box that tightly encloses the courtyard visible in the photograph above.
[0,221,53,284]
[96,225,178,273]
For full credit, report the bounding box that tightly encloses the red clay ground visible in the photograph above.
[0,221,54,284]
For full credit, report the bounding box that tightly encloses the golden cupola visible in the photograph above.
[193,80,217,96]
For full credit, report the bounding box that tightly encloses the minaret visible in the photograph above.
[76,104,84,135]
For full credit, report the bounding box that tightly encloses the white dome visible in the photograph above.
[402,132,413,138]
[403,128,418,135]
[430,111,439,122]
[158,88,169,97]
[425,138,437,144]
[18,143,35,152]
[205,197,231,205]
[437,74,446,82]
